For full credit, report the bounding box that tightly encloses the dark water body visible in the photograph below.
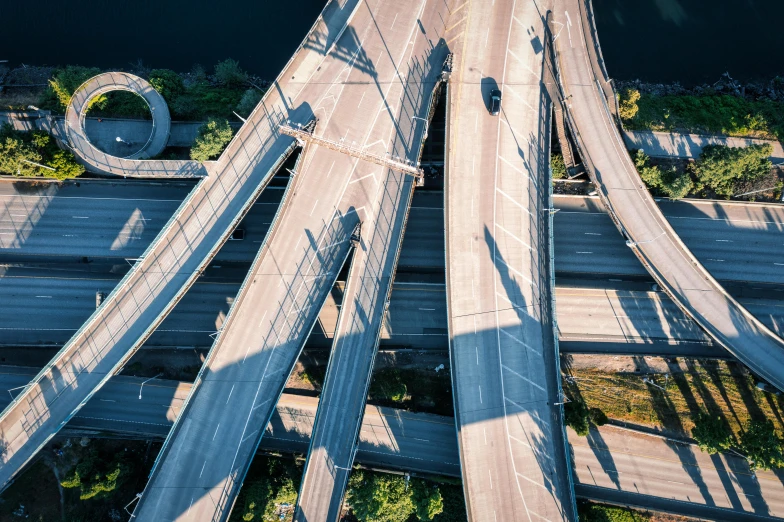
[0,1,325,79]
[594,0,784,85]
[2,1,781,86]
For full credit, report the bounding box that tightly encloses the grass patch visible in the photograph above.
[564,359,784,441]
[369,368,453,417]
[622,91,784,140]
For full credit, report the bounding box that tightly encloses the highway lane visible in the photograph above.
[0,368,778,522]
[445,0,575,520]
[293,2,449,519]
[0,179,284,264]
[4,176,784,285]
[2,271,783,357]
[0,0,353,492]
[134,1,449,519]
[554,0,784,391]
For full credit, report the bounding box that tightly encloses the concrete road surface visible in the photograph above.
[134,1,450,519]
[0,0,345,492]
[0,367,778,522]
[554,0,784,390]
[445,0,575,520]
[294,1,449,519]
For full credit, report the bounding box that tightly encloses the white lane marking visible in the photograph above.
[99,399,116,403]
[476,346,479,365]
[72,216,89,219]
[226,384,235,404]
[484,28,489,48]
[325,160,336,178]
[584,232,601,235]
[258,310,268,328]
[577,251,593,254]
[496,186,534,217]
[212,423,220,441]
[199,461,207,478]
[310,200,319,216]
[418,308,435,311]
[35,295,52,298]
[390,13,398,29]
[483,427,487,445]
[715,239,732,242]
[775,263,784,266]
[293,236,302,253]
[495,223,533,251]
[478,385,482,404]
[502,364,546,392]
[488,470,493,489]
[349,172,378,184]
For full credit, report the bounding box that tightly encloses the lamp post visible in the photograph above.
[626,232,665,248]
[116,136,130,145]
[138,373,163,400]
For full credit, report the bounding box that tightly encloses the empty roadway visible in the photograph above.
[0,368,777,522]
[445,0,575,520]
[133,1,451,519]
[554,0,784,390]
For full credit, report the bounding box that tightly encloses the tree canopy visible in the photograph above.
[190,118,234,162]
[693,143,773,197]
[347,471,446,522]
[0,125,84,180]
[692,410,733,455]
[741,419,784,471]
[47,65,103,111]
[633,149,692,199]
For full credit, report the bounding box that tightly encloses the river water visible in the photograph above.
[1,1,781,85]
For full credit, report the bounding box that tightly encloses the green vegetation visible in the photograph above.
[618,88,640,121]
[45,65,103,110]
[620,91,784,140]
[564,397,608,437]
[149,68,186,100]
[346,470,454,522]
[692,410,733,455]
[190,118,234,162]
[236,87,264,118]
[691,143,773,197]
[0,124,84,180]
[215,59,249,87]
[577,501,650,522]
[566,359,784,455]
[368,368,454,417]
[370,368,409,402]
[633,150,692,199]
[741,419,784,471]
[230,456,300,522]
[551,153,567,179]
[60,453,124,500]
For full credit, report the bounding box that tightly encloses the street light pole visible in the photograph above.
[626,232,665,248]
[138,373,163,400]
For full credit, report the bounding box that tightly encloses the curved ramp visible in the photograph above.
[553,0,784,390]
[64,72,205,178]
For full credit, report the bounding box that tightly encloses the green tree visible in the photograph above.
[47,149,86,180]
[236,88,264,118]
[48,66,103,110]
[740,419,784,471]
[0,136,42,177]
[693,143,773,197]
[215,59,248,87]
[589,408,608,427]
[190,118,234,162]
[619,88,641,121]
[692,410,733,455]
[347,470,415,522]
[60,452,126,500]
[633,149,692,199]
[0,126,83,180]
[370,370,408,403]
[412,480,444,521]
[550,153,567,179]
[565,399,591,437]
[149,69,185,102]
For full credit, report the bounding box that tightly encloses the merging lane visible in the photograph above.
[554,0,784,390]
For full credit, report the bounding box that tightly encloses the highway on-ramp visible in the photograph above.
[554,0,784,390]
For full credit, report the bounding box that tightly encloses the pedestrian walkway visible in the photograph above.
[624,130,784,162]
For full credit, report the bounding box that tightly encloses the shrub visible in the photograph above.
[236,88,264,118]
[692,410,733,455]
[692,143,773,197]
[149,68,185,102]
[0,125,83,179]
[190,118,234,162]
[565,399,591,437]
[215,59,248,87]
[741,419,784,471]
[618,88,640,121]
[550,153,567,179]
[48,66,103,111]
[370,370,408,403]
[412,480,444,521]
[589,408,608,426]
[633,149,692,199]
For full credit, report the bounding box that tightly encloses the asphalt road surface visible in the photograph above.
[444,0,575,520]
[554,0,784,391]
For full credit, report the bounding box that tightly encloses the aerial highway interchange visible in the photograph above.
[0,0,782,521]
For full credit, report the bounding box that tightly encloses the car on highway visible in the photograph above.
[489,89,502,115]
